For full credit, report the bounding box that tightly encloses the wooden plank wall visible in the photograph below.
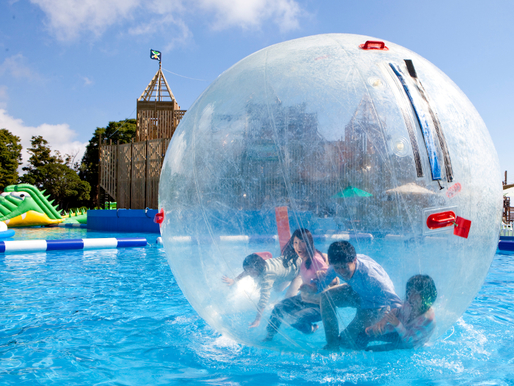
[99,144,117,201]
[99,138,169,209]
[146,138,170,209]
[136,109,186,141]
[130,142,146,209]
[117,143,132,208]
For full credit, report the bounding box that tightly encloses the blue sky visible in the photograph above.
[1,0,513,181]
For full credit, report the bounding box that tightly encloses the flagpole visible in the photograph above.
[158,57,162,101]
[150,49,162,101]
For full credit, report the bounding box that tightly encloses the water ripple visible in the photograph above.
[1,229,513,385]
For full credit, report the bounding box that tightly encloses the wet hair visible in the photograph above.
[327,241,357,265]
[242,253,266,276]
[281,228,320,270]
[406,275,438,314]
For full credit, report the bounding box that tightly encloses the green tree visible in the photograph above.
[0,128,22,190]
[20,135,91,210]
[38,163,91,210]
[20,136,58,187]
[79,119,137,206]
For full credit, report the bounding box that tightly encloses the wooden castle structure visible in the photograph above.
[503,171,514,225]
[99,64,186,209]
[136,65,186,141]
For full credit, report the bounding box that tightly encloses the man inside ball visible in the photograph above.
[316,241,401,351]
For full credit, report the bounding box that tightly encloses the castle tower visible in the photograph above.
[136,65,186,141]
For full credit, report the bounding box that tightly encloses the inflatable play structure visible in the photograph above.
[158,34,501,352]
[61,209,87,225]
[0,184,86,227]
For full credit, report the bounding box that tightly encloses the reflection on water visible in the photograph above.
[0,229,513,385]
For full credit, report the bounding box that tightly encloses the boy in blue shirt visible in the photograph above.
[317,241,401,350]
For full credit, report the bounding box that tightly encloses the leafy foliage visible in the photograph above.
[20,136,58,186]
[0,129,22,191]
[79,119,137,206]
[38,163,91,210]
[20,135,91,210]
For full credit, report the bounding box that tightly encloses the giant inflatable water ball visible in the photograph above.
[159,34,501,352]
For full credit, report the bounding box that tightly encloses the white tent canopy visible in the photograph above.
[385,183,435,195]
[503,186,514,199]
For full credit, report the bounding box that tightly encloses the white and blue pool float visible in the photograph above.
[0,229,15,239]
[0,221,14,239]
[0,237,147,254]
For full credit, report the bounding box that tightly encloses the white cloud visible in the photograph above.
[127,7,193,51]
[198,0,301,32]
[0,54,41,81]
[29,0,140,41]
[164,18,193,51]
[82,76,93,86]
[0,109,88,171]
[29,0,302,42]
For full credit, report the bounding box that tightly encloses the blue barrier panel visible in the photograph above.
[88,210,159,233]
[498,240,514,252]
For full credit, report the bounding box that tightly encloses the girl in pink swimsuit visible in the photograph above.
[264,228,330,341]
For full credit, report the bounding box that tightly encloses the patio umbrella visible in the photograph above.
[332,185,373,198]
[385,183,435,195]
[504,186,514,200]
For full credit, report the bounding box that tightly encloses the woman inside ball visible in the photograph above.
[263,228,337,341]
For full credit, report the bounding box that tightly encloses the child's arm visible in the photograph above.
[222,271,248,286]
[284,275,303,298]
[366,307,398,336]
[388,309,436,348]
[313,267,337,293]
[249,312,263,328]
[323,272,339,287]
[366,318,388,336]
[249,274,273,328]
[299,282,317,293]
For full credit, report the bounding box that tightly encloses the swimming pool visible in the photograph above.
[1,228,513,385]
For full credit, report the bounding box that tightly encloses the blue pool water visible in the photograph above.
[1,228,513,385]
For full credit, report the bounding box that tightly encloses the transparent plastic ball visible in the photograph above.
[159,34,501,352]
